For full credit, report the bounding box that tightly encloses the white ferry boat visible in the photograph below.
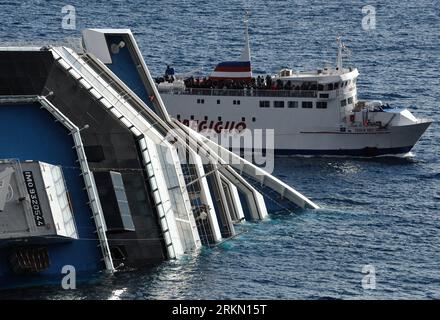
[156,16,431,157]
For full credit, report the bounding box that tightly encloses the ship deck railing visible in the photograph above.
[158,87,319,98]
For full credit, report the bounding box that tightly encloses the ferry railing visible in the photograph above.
[159,87,318,98]
[158,87,359,100]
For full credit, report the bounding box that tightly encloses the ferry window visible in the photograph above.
[190,115,195,120]
[288,101,298,108]
[252,117,256,122]
[328,83,334,90]
[237,100,241,105]
[302,101,313,109]
[259,101,270,108]
[201,99,205,104]
[197,99,200,104]
[348,97,353,104]
[318,84,324,91]
[319,93,329,99]
[177,114,181,120]
[217,100,220,104]
[218,116,222,121]
[334,82,339,89]
[242,117,246,122]
[204,116,208,120]
[316,102,327,109]
[233,100,236,105]
[341,99,347,107]
[274,101,285,108]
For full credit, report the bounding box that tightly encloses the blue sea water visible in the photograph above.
[0,0,439,299]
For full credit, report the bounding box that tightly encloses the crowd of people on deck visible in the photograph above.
[182,76,318,91]
[157,65,322,91]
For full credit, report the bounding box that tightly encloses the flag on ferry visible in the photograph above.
[210,61,252,80]
[210,13,252,81]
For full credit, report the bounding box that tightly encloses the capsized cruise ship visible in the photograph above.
[0,29,318,289]
[157,15,431,157]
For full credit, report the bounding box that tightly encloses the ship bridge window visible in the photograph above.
[274,101,285,108]
[233,100,241,105]
[177,114,181,120]
[302,101,313,109]
[288,101,298,108]
[319,93,329,99]
[217,99,221,104]
[242,117,246,122]
[334,82,339,89]
[317,101,327,109]
[259,101,270,108]
[190,115,195,120]
[318,84,324,91]
[341,99,347,107]
[327,83,334,90]
[197,99,205,104]
[348,97,353,105]
[252,117,256,122]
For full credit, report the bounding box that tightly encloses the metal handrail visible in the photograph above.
[158,87,318,98]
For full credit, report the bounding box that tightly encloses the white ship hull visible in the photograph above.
[160,92,431,157]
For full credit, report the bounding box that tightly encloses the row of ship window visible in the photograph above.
[197,99,241,105]
[177,114,257,122]
[196,97,354,109]
[341,97,354,107]
[259,100,328,109]
[323,78,356,91]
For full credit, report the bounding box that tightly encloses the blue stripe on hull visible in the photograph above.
[273,146,413,157]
